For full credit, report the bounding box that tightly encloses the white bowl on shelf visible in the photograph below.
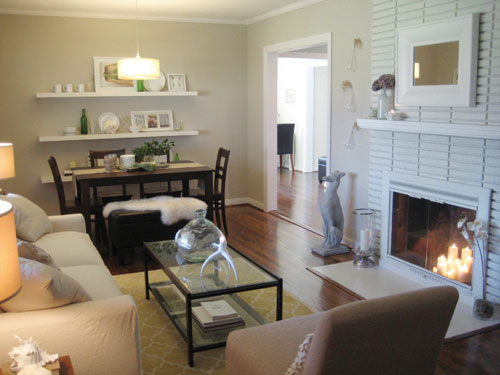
[129,126,142,133]
[63,126,77,135]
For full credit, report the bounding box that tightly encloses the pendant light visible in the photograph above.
[118,0,160,80]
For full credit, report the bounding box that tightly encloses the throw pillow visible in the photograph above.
[0,194,53,241]
[0,258,91,312]
[17,240,59,269]
[285,333,314,375]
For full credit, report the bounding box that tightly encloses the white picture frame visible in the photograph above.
[130,110,174,131]
[93,57,136,93]
[395,14,479,107]
[167,73,186,92]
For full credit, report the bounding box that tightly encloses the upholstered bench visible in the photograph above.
[108,209,188,264]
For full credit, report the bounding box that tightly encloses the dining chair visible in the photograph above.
[48,156,107,244]
[88,149,133,204]
[227,286,459,375]
[139,151,182,198]
[189,147,230,235]
[277,123,295,171]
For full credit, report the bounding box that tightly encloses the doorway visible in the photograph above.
[263,33,332,231]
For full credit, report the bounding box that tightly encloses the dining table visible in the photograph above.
[72,161,214,235]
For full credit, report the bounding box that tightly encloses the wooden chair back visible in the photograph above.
[214,147,230,196]
[48,156,67,215]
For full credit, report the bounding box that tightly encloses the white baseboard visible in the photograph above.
[226,197,264,210]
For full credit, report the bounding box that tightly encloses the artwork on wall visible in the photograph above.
[93,57,136,92]
[167,73,186,92]
[130,110,173,131]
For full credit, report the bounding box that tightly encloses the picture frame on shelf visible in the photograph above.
[167,73,186,92]
[93,57,136,92]
[130,110,174,131]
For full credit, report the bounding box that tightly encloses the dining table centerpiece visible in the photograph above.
[131,139,174,163]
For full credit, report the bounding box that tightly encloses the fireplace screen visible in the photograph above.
[391,192,476,285]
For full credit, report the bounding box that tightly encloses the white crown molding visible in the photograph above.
[0,0,326,26]
[245,0,325,25]
[0,8,246,25]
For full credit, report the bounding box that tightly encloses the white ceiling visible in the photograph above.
[0,0,324,24]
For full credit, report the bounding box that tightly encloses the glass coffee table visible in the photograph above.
[143,240,283,366]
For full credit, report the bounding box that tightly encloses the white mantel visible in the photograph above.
[357,119,500,140]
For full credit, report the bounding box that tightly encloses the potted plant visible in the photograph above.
[132,139,175,163]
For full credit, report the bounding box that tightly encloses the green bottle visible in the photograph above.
[80,109,88,135]
[175,152,180,161]
[136,80,144,92]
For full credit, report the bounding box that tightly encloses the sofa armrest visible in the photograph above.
[48,214,86,233]
[0,295,141,375]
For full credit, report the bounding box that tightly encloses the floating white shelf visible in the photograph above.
[41,175,72,184]
[356,118,500,140]
[39,130,199,142]
[35,91,198,98]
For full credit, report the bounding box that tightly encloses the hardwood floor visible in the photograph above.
[96,170,500,374]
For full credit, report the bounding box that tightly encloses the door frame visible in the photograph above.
[262,32,332,212]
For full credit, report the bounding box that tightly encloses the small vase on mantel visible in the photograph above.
[377,88,394,120]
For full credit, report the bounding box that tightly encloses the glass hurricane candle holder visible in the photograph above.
[352,208,377,268]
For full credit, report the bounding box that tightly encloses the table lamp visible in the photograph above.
[0,200,21,303]
[0,142,15,195]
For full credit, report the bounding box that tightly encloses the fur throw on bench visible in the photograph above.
[102,196,208,225]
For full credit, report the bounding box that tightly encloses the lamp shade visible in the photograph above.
[117,57,160,80]
[0,200,21,303]
[0,143,15,180]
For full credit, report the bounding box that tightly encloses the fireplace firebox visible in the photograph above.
[381,172,491,303]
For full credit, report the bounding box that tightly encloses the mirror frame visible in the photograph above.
[396,14,479,107]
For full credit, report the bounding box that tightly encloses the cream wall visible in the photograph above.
[0,15,247,214]
[246,0,372,237]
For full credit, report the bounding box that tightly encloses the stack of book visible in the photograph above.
[193,300,245,332]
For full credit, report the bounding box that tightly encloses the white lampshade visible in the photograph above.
[118,56,160,80]
[0,200,21,303]
[0,143,15,180]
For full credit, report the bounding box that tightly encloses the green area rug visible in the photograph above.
[113,270,314,375]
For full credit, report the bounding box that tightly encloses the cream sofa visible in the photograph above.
[0,214,141,375]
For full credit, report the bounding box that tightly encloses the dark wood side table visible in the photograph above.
[0,355,74,375]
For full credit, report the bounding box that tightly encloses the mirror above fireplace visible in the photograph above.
[396,14,479,107]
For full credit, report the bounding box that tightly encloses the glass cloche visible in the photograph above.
[175,209,223,263]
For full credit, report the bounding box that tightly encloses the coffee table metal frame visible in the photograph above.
[143,240,283,366]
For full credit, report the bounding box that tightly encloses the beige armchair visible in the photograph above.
[226,286,458,375]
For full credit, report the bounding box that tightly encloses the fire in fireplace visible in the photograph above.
[391,192,476,285]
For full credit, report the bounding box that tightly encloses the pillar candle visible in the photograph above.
[448,244,458,260]
[461,247,472,261]
[458,264,469,283]
[437,255,447,276]
[359,229,370,252]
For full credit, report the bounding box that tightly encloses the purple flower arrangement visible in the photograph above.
[371,74,395,91]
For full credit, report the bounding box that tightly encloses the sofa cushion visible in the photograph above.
[61,265,123,300]
[34,231,104,267]
[17,240,59,269]
[0,194,52,241]
[0,258,91,312]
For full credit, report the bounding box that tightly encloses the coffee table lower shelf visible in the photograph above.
[148,280,278,366]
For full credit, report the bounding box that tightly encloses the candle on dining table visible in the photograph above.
[458,264,469,283]
[461,247,472,261]
[359,229,370,252]
[448,243,458,260]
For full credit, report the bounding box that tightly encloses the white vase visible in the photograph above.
[377,88,394,120]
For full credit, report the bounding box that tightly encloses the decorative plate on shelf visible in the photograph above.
[144,72,166,92]
[98,112,120,134]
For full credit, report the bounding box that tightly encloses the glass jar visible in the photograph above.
[377,88,394,120]
[352,208,377,268]
[175,209,223,263]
